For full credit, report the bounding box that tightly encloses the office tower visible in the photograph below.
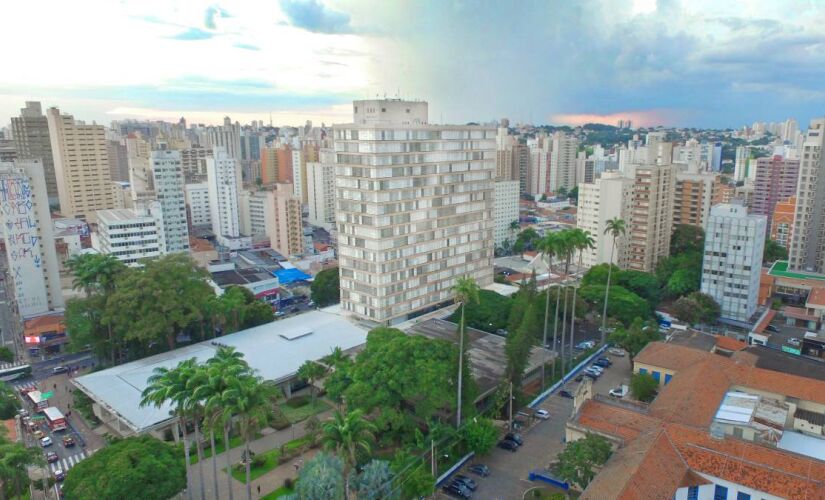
[751,155,799,230]
[11,102,59,205]
[206,147,242,245]
[575,151,595,185]
[771,196,795,248]
[0,137,16,163]
[0,160,64,317]
[291,148,308,202]
[150,150,190,253]
[185,183,211,228]
[789,118,825,273]
[626,164,676,272]
[494,180,520,248]
[673,169,716,229]
[576,172,633,269]
[782,118,799,143]
[206,117,241,160]
[512,143,530,195]
[733,146,751,182]
[306,149,336,230]
[549,132,578,193]
[46,107,116,223]
[272,183,304,256]
[529,140,550,196]
[701,203,766,321]
[335,99,495,324]
[106,138,129,182]
[180,147,211,183]
[94,204,161,266]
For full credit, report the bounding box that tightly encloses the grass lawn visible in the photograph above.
[227,436,312,482]
[190,433,258,464]
[261,485,294,499]
[279,399,330,423]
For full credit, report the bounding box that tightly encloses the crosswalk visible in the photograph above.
[10,380,37,391]
[49,450,92,473]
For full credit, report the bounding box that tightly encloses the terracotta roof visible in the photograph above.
[782,306,818,321]
[189,237,214,252]
[23,314,64,330]
[807,287,825,308]
[575,399,660,441]
[715,336,748,352]
[649,359,732,427]
[634,342,712,371]
[752,309,776,334]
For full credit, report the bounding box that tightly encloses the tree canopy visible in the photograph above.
[295,452,345,500]
[311,267,340,307]
[580,285,652,325]
[670,224,705,254]
[449,289,513,333]
[556,433,613,489]
[607,318,661,358]
[460,417,498,455]
[763,239,788,265]
[671,292,721,325]
[630,372,659,402]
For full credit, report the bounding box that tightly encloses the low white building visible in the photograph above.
[93,204,161,266]
[701,203,767,321]
[494,180,519,248]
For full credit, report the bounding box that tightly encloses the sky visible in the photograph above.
[2,0,825,129]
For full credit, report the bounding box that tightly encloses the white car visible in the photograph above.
[608,348,626,357]
[609,385,629,398]
[588,365,604,374]
[535,409,550,420]
[788,338,801,347]
[40,436,53,447]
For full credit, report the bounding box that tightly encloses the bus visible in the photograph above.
[43,407,67,431]
[0,363,32,383]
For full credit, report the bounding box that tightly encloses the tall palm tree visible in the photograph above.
[140,359,200,500]
[602,218,627,344]
[556,230,576,375]
[569,230,595,361]
[66,253,125,296]
[321,409,377,494]
[537,232,560,387]
[452,277,480,427]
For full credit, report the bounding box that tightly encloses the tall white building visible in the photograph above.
[306,149,336,230]
[0,160,64,317]
[94,204,161,266]
[549,132,578,193]
[701,203,766,321]
[528,141,550,197]
[789,118,825,273]
[576,172,634,269]
[291,148,308,203]
[184,183,211,228]
[733,145,752,182]
[206,117,241,160]
[494,180,520,248]
[150,149,189,253]
[335,99,495,324]
[206,147,242,246]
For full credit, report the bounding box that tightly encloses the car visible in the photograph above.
[588,365,604,373]
[558,390,574,399]
[594,359,610,368]
[307,301,315,307]
[46,451,59,463]
[497,439,518,452]
[33,429,45,439]
[442,482,472,498]
[766,325,780,333]
[275,311,285,317]
[17,408,28,417]
[40,436,53,447]
[597,357,612,365]
[468,464,490,477]
[583,371,600,380]
[788,338,801,346]
[62,436,75,447]
[535,409,550,419]
[609,385,629,398]
[504,433,524,446]
[453,475,478,491]
[52,366,69,375]
[574,374,584,382]
[608,348,626,357]
[54,469,65,482]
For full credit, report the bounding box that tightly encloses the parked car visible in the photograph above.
[54,469,65,482]
[40,437,53,447]
[597,357,612,366]
[574,374,584,382]
[468,464,490,477]
[497,439,519,452]
[275,311,285,317]
[535,409,550,419]
[576,340,596,350]
[442,482,472,498]
[608,348,626,357]
[558,390,574,399]
[504,433,524,446]
[52,366,69,375]
[589,364,604,373]
[33,429,45,439]
[583,371,600,380]
[45,452,58,463]
[766,325,780,333]
[17,408,28,418]
[453,475,478,491]
[788,338,801,346]
[594,359,611,368]
[62,436,75,448]
[609,385,629,398]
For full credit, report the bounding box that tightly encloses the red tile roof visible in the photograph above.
[714,336,748,352]
[806,287,825,307]
[649,359,732,427]
[633,342,712,371]
[751,309,776,334]
[575,399,660,441]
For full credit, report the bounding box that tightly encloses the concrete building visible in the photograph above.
[575,151,595,185]
[733,145,752,182]
[46,107,115,223]
[150,149,189,254]
[206,147,242,246]
[701,203,766,321]
[291,148,308,203]
[512,143,530,196]
[576,172,633,269]
[335,99,495,324]
[272,183,304,257]
[771,196,795,248]
[180,147,211,183]
[626,164,676,272]
[260,146,280,186]
[528,141,550,197]
[789,118,825,273]
[494,180,520,249]
[111,181,132,209]
[206,117,241,160]
[184,183,211,228]
[306,149,336,230]
[752,155,799,230]
[673,169,715,229]
[106,138,129,183]
[10,102,59,205]
[94,205,161,266]
[125,134,153,202]
[0,160,64,317]
[549,132,578,193]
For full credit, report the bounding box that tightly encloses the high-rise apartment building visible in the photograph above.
[771,196,795,248]
[0,160,64,317]
[701,203,766,321]
[335,99,495,324]
[126,133,153,202]
[494,180,520,248]
[789,118,825,273]
[549,132,578,193]
[180,147,211,183]
[94,204,161,266]
[291,148,308,203]
[46,107,115,222]
[272,183,304,257]
[576,172,634,269]
[150,150,190,253]
[206,117,241,160]
[11,102,59,205]
[512,144,530,195]
[529,140,550,196]
[306,149,336,230]
[751,155,799,229]
[673,169,716,229]
[185,183,211,228]
[106,138,129,183]
[206,147,242,245]
[495,127,515,181]
[626,164,676,272]
[733,145,752,182]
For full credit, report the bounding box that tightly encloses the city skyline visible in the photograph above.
[3,0,825,128]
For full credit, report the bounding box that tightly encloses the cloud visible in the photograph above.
[169,27,215,41]
[551,110,684,128]
[204,5,231,30]
[234,43,260,51]
[278,0,353,34]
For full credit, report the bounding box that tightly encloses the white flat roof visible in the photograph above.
[73,309,368,433]
[778,431,825,461]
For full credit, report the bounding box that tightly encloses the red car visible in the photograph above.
[62,436,75,448]
[45,452,58,463]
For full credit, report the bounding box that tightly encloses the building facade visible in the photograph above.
[150,149,190,253]
[272,183,304,257]
[626,164,676,272]
[549,132,578,193]
[306,149,336,230]
[94,206,161,266]
[701,203,766,321]
[673,170,716,229]
[771,196,795,248]
[494,180,520,249]
[184,183,211,228]
[206,147,242,242]
[10,102,59,205]
[334,100,495,324]
[576,172,634,269]
[789,118,825,273]
[752,155,799,230]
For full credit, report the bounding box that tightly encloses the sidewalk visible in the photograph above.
[44,373,107,450]
[188,408,333,499]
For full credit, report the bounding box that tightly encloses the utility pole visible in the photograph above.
[431,439,436,477]
[508,382,514,431]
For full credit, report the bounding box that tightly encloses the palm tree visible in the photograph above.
[297,361,327,406]
[556,230,576,375]
[452,276,480,428]
[537,232,560,388]
[321,409,377,494]
[569,230,595,361]
[140,359,200,500]
[602,218,627,344]
[66,253,125,296]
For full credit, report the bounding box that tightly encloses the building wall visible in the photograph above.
[549,133,578,193]
[184,183,211,227]
[789,118,825,273]
[206,147,241,239]
[272,183,304,256]
[626,164,675,273]
[352,99,428,126]
[180,147,210,183]
[577,173,634,269]
[306,150,336,230]
[752,156,799,229]
[150,150,189,253]
[11,102,59,204]
[291,149,308,203]
[771,196,795,247]
[94,206,161,266]
[673,171,715,229]
[494,180,520,248]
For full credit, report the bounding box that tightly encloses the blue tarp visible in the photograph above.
[273,268,312,284]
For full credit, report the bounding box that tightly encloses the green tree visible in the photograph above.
[66,253,126,296]
[537,231,562,384]
[580,285,651,326]
[568,185,579,202]
[601,218,626,343]
[763,239,788,264]
[505,302,537,390]
[0,432,44,500]
[460,417,498,455]
[607,318,660,358]
[656,252,703,299]
[448,289,512,334]
[295,452,345,500]
[349,460,396,500]
[310,267,340,307]
[322,409,378,494]
[60,436,185,500]
[672,292,721,325]
[297,360,327,405]
[670,224,705,254]
[0,382,21,419]
[556,433,613,489]
[0,347,12,363]
[616,270,660,305]
[630,372,659,402]
[452,276,480,427]
[513,227,540,254]
[213,286,274,335]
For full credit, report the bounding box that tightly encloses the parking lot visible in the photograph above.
[437,351,632,499]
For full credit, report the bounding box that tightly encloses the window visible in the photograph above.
[639,368,647,375]
[687,486,699,500]
[736,492,750,500]
[714,485,728,500]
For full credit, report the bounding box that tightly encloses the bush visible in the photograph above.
[0,346,13,362]
[285,395,311,408]
[283,478,294,489]
[252,454,267,468]
[630,373,659,402]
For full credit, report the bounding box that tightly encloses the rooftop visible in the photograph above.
[807,287,825,308]
[664,329,717,352]
[768,260,825,281]
[96,208,152,223]
[731,345,825,381]
[211,268,276,288]
[72,309,368,433]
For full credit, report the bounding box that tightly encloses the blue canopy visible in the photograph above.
[273,268,312,284]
